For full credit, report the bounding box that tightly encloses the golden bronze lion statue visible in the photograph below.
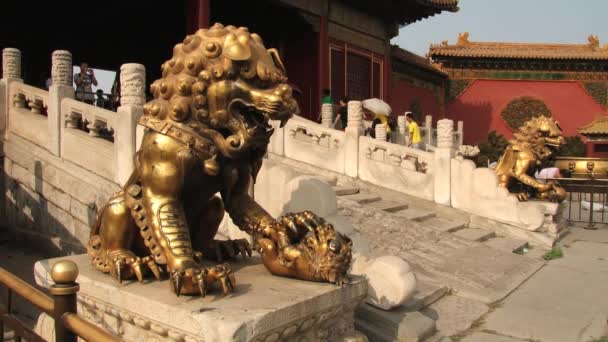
[495,116,566,202]
[87,23,352,296]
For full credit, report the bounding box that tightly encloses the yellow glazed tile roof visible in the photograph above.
[429,33,608,60]
[579,117,608,135]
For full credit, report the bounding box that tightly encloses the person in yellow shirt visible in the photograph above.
[406,112,424,150]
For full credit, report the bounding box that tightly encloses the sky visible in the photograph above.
[392,0,608,56]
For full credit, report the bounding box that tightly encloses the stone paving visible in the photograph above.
[330,172,608,341]
[337,196,545,304]
[434,226,608,342]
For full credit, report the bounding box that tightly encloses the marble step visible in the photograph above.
[341,192,382,204]
[452,228,496,242]
[402,279,449,312]
[394,208,437,221]
[484,236,529,254]
[355,304,437,342]
[332,186,360,196]
[316,175,337,186]
[366,200,409,213]
[421,217,466,233]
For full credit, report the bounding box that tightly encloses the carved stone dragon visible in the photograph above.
[495,116,566,202]
[87,23,352,296]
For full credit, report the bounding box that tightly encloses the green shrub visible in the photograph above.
[476,131,509,167]
[543,247,564,261]
[556,135,586,157]
[501,96,552,131]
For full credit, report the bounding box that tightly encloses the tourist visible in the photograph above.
[370,112,391,141]
[74,62,98,105]
[95,89,107,108]
[317,88,333,123]
[406,112,424,150]
[535,167,561,183]
[333,96,349,130]
[110,73,121,111]
[42,72,52,89]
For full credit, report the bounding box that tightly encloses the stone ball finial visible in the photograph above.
[120,63,146,107]
[51,50,73,86]
[51,260,79,285]
[2,48,22,80]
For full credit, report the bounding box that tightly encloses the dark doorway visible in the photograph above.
[0,1,188,93]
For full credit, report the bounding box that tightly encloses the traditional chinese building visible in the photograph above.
[1,0,457,120]
[579,117,608,157]
[390,45,448,121]
[428,33,608,144]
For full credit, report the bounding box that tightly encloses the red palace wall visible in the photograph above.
[446,79,606,144]
[390,78,441,119]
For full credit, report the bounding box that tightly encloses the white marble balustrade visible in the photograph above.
[8,82,50,148]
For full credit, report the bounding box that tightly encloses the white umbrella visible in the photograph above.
[362,98,392,116]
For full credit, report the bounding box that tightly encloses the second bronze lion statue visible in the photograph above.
[495,116,566,202]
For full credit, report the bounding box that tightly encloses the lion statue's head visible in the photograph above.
[512,116,565,160]
[142,23,299,158]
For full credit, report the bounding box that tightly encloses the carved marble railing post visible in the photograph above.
[321,103,333,128]
[345,100,363,178]
[457,120,464,147]
[434,119,454,205]
[49,50,75,156]
[268,119,285,156]
[374,124,387,141]
[1,48,23,136]
[424,115,433,147]
[115,63,145,185]
[395,115,408,145]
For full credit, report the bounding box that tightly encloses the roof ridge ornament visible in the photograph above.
[588,34,600,50]
[457,32,469,47]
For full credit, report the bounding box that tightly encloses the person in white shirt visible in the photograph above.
[534,167,561,184]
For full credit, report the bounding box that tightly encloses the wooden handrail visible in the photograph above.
[0,267,54,314]
[0,262,123,342]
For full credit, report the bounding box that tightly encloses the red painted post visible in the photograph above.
[197,0,210,29]
[383,45,392,103]
[586,141,594,157]
[317,0,329,115]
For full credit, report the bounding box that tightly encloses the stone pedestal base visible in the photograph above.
[34,254,368,342]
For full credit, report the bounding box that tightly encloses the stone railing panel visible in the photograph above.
[8,82,49,148]
[62,98,116,133]
[358,136,435,200]
[11,83,49,112]
[61,98,117,181]
[284,115,347,174]
[451,158,545,231]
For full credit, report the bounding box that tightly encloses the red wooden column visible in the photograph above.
[383,44,392,102]
[587,141,595,157]
[317,0,330,114]
[197,0,210,29]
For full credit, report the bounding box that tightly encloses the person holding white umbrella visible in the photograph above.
[362,98,392,141]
